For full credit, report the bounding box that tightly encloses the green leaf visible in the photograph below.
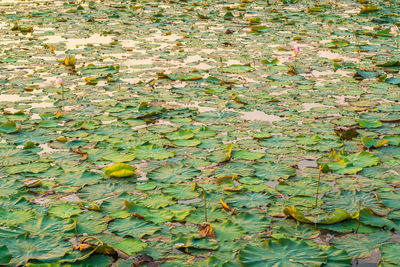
[108,217,161,238]
[212,220,246,241]
[48,204,83,219]
[0,179,25,198]
[4,162,50,174]
[112,238,147,256]
[76,211,107,235]
[172,233,218,250]
[186,208,228,224]
[125,201,167,222]
[296,135,321,146]
[0,245,11,264]
[382,135,400,146]
[20,216,75,238]
[232,212,271,234]
[261,58,279,66]
[215,162,255,178]
[207,143,233,163]
[104,163,135,178]
[232,150,265,160]
[173,139,201,147]
[361,137,388,149]
[132,144,175,160]
[331,231,391,258]
[346,151,378,168]
[226,193,273,208]
[167,204,193,221]
[218,64,254,74]
[102,152,136,162]
[283,206,352,224]
[0,121,20,134]
[166,129,194,140]
[138,194,176,209]
[39,119,61,128]
[7,237,70,265]
[327,151,380,175]
[0,208,34,226]
[385,77,400,85]
[254,163,295,181]
[272,219,319,239]
[0,148,39,167]
[162,184,200,200]
[322,191,388,216]
[320,246,351,267]
[359,119,382,128]
[276,177,331,197]
[377,191,400,210]
[78,183,136,201]
[250,131,272,139]
[147,163,200,183]
[321,39,350,48]
[360,208,398,230]
[326,160,361,175]
[355,69,382,80]
[250,25,269,33]
[239,238,328,266]
[165,72,203,81]
[381,243,400,265]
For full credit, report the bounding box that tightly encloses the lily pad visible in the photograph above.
[0,122,20,134]
[104,163,136,178]
[218,64,254,74]
[239,238,328,266]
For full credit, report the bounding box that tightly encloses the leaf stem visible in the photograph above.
[60,84,64,111]
[201,187,207,223]
[193,183,208,223]
[315,166,322,207]
[356,200,361,233]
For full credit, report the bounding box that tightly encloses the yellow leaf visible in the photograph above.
[74,244,92,251]
[224,143,233,162]
[374,139,388,148]
[220,198,231,212]
[85,77,98,85]
[104,163,136,178]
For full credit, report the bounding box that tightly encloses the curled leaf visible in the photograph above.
[199,223,216,238]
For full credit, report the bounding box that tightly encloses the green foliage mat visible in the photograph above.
[0,0,399,265]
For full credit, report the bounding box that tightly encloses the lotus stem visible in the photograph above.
[193,183,208,223]
[315,166,322,207]
[356,200,361,233]
[81,236,104,246]
[60,84,64,111]
[118,73,121,90]
[201,187,208,223]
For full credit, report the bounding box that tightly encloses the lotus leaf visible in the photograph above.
[104,163,135,178]
[239,238,328,266]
